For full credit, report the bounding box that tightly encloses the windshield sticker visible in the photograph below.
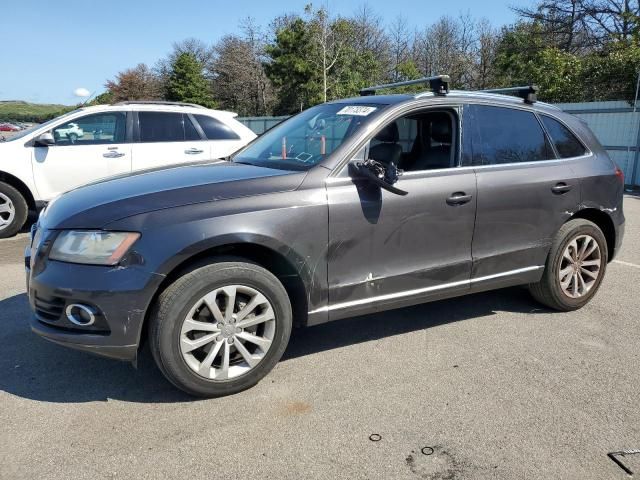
[336,106,377,116]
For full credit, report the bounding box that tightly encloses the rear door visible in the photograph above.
[32,111,131,199]
[131,111,209,170]
[192,114,249,159]
[464,104,581,282]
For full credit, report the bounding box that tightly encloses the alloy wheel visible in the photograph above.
[558,234,601,298]
[0,192,15,232]
[180,285,276,380]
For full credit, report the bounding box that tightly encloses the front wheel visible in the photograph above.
[149,260,292,397]
[0,182,28,239]
[529,219,607,311]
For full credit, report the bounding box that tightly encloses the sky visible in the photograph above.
[0,0,521,105]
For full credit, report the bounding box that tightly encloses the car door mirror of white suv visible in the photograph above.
[34,132,55,147]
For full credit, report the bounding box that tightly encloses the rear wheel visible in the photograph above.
[149,260,292,397]
[0,182,28,239]
[529,219,607,311]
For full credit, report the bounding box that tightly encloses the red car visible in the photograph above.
[0,123,20,132]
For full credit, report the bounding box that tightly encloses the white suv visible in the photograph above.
[0,101,256,237]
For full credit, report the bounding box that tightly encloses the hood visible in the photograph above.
[40,161,306,229]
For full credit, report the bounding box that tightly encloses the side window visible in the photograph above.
[368,109,457,171]
[138,112,200,142]
[51,112,126,146]
[540,115,586,158]
[184,115,201,141]
[465,105,554,165]
[194,114,240,140]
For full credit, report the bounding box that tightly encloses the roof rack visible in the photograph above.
[478,85,539,104]
[360,75,450,96]
[113,100,208,109]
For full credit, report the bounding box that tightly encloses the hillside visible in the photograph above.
[0,101,75,122]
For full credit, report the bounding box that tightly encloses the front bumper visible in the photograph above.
[25,232,164,362]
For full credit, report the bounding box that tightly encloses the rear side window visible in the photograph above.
[464,105,554,165]
[138,112,202,142]
[540,115,586,158]
[194,114,240,140]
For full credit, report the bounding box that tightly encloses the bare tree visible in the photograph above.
[388,16,411,81]
[473,19,500,88]
[413,15,477,87]
[514,0,639,50]
[306,5,348,103]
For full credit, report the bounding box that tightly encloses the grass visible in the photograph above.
[0,101,75,123]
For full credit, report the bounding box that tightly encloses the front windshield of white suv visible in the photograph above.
[2,109,81,142]
[232,103,385,170]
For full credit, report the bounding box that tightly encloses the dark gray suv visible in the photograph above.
[25,77,625,397]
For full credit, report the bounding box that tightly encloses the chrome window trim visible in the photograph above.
[310,265,544,314]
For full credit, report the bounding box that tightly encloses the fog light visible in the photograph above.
[65,304,96,326]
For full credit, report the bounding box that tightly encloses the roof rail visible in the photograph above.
[478,85,539,104]
[360,75,450,96]
[113,100,208,109]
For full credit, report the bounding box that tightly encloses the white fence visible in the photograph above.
[555,101,640,187]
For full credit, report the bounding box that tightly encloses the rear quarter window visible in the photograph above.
[194,115,240,140]
[540,115,587,158]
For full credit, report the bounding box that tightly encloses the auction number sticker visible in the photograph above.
[336,106,377,116]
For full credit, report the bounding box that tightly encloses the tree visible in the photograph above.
[105,64,163,102]
[387,16,411,82]
[166,53,216,108]
[212,20,274,116]
[265,16,322,113]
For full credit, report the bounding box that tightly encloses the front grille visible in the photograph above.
[33,293,65,321]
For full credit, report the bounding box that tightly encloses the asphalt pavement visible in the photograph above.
[1,197,639,479]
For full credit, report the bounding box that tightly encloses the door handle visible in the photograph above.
[551,182,572,194]
[185,148,204,155]
[446,192,473,206]
[103,151,125,158]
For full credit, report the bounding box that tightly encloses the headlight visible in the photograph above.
[49,231,140,265]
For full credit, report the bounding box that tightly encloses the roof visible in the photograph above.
[73,102,238,116]
[329,89,561,112]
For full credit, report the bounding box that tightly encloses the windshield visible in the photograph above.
[3,109,81,142]
[233,103,385,170]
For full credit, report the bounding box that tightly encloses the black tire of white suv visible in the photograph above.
[0,182,28,239]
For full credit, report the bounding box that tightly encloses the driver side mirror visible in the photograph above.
[349,159,408,196]
[34,132,55,147]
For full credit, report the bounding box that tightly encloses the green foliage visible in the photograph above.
[166,53,216,108]
[88,91,114,106]
[0,101,74,123]
[265,18,323,114]
[582,40,640,102]
[494,21,640,103]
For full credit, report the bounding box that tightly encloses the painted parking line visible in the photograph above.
[613,260,640,269]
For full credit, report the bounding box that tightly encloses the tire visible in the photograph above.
[529,219,608,311]
[0,182,28,239]
[149,260,292,397]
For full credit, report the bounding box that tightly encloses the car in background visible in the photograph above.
[53,122,84,143]
[0,123,20,132]
[0,101,256,237]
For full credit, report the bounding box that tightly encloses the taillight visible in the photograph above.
[615,166,624,184]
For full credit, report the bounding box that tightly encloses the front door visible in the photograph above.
[32,111,132,200]
[326,107,477,320]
